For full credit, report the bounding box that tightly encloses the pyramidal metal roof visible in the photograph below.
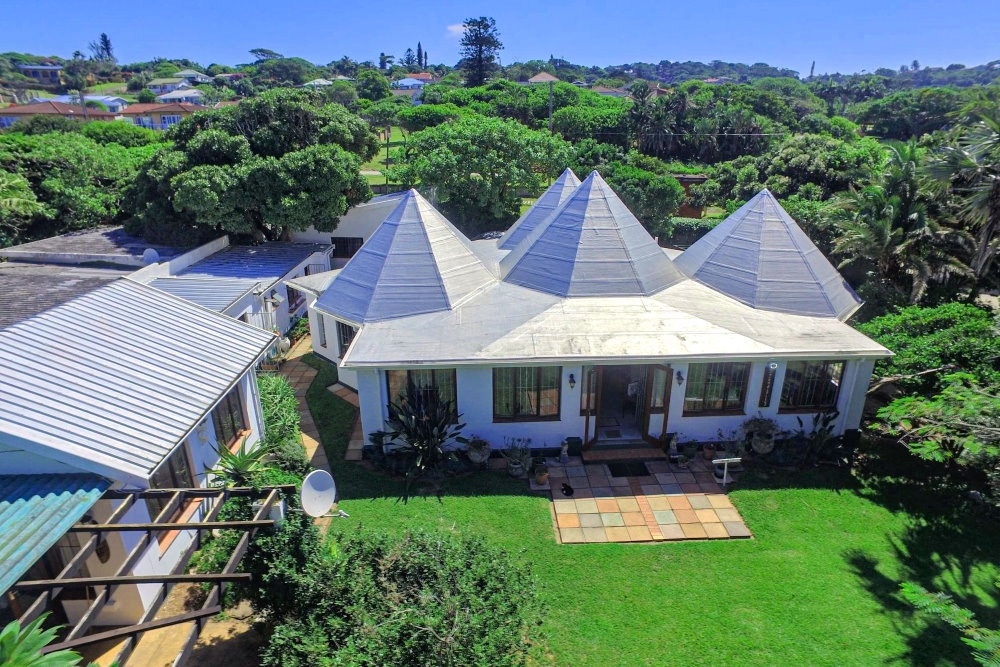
[674,189,862,321]
[500,171,685,297]
[497,168,581,250]
[314,189,497,323]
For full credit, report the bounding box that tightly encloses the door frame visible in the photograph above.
[642,364,673,445]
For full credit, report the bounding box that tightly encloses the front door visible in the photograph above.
[642,365,673,444]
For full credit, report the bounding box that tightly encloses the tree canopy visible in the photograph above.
[459,17,503,87]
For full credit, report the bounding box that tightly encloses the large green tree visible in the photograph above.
[393,115,572,233]
[127,88,378,245]
[458,17,503,87]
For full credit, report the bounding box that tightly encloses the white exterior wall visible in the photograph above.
[269,251,331,334]
[290,197,404,268]
[310,310,359,388]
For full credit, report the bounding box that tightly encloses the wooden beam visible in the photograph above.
[67,519,275,532]
[101,485,296,499]
[41,605,222,654]
[13,573,252,591]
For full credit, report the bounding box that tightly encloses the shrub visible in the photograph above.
[665,217,721,246]
[256,373,309,475]
[80,121,160,148]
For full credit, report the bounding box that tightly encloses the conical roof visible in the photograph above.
[674,189,862,320]
[500,171,685,297]
[314,190,496,323]
[498,168,581,250]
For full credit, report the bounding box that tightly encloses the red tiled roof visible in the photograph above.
[528,72,560,83]
[410,72,434,80]
[119,103,208,115]
[0,101,115,118]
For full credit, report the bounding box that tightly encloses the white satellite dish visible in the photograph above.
[300,469,337,518]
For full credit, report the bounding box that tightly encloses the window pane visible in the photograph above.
[386,370,407,403]
[684,362,749,414]
[433,369,456,407]
[493,368,515,418]
[649,367,667,410]
[538,367,561,417]
[781,360,843,410]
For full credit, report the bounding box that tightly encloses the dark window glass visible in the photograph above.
[780,360,844,411]
[493,367,561,421]
[683,362,750,414]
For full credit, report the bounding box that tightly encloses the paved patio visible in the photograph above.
[545,457,752,544]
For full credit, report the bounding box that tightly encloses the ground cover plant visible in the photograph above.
[301,353,1000,666]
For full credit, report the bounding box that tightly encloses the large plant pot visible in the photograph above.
[508,461,526,478]
[751,433,776,455]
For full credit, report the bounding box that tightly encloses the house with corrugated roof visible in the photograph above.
[154,88,206,105]
[119,102,207,130]
[303,171,890,455]
[0,101,116,128]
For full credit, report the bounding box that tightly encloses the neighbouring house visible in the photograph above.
[591,85,629,98]
[305,171,890,455]
[409,72,434,82]
[155,87,206,105]
[30,95,130,112]
[303,78,334,87]
[0,278,276,630]
[289,191,409,267]
[392,77,426,89]
[212,72,244,82]
[16,63,63,84]
[146,77,185,94]
[527,72,560,84]
[173,68,212,84]
[119,102,206,129]
[0,101,116,128]
[390,88,422,104]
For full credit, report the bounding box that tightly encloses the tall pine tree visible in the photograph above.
[417,42,424,69]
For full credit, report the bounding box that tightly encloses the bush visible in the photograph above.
[80,121,160,147]
[260,529,545,667]
[665,217,721,246]
[257,372,310,476]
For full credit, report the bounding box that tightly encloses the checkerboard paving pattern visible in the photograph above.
[548,457,752,544]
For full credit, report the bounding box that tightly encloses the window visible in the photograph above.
[161,115,181,126]
[146,445,195,519]
[287,286,305,311]
[648,366,670,413]
[316,314,328,348]
[330,236,364,259]
[337,321,357,357]
[683,362,750,415]
[494,367,561,421]
[211,386,246,448]
[780,360,844,412]
[386,369,457,417]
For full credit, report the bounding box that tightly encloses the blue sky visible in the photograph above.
[6,0,998,76]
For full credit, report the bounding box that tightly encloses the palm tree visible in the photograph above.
[0,172,41,218]
[926,109,1000,279]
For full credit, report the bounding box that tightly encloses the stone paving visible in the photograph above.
[547,456,752,544]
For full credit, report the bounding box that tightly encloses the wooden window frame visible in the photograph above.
[779,360,844,413]
[493,367,562,423]
[286,286,305,312]
[316,314,328,348]
[682,362,750,417]
[385,369,458,421]
[211,386,247,450]
[337,321,357,358]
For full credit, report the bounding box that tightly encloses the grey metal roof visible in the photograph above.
[498,168,581,250]
[1,226,183,266]
[0,261,132,328]
[179,243,329,290]
[500,171,686,297]
[674,190,863,321]
[314,190,497,323]
[0,474,108,595]
[0,280,277,485]
[147,277,257,312]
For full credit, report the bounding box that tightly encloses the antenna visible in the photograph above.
[300,469,338,517]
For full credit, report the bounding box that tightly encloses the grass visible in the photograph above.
[301,353,1000,666]
[361,125,406,173]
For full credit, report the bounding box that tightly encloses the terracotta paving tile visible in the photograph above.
[703,522,730,539]
[673,509,698,524]
[575,499,598,514]
[687,494,711,509]
[579,513,603,528]
[553,500,577,514]
[695,509,720,523]
[708,495,735,509]
[561,528,586,544]
[583,527,608,543]
[647,495,671,511]
[557,514,581,529]
[715,508,742,522]
[549,467,567,478]
[605,526,631,542]
[591,486,613,498]
[595,498,619,513]
[694,472,717,483]
[674,472,696,484]
[616,497,640,513]
[622,511,646,526]
[652,510,677,524]
[658,524,686,540]
[600,512,625,527]
[667,495,692,510]
[724,522,752,538]
[587,473,610,484]
[681,523,709,539]
[680,483,702,493]
[660,483,683,495]
[627,525,652,541]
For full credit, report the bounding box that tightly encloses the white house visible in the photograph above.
[155,87,206,105]
[290,192,408,267]
[0,279,276,627]
[306,171,891,454]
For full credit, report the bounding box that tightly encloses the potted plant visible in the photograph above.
[463,436,491,465]
[742,414,781,455]
[533,458,550,485]
[702,442,717,460]
[676,454,690,470]
[500,437,531,477]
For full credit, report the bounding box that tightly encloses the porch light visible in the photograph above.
[676,370,684,386]
[568,373,576,389]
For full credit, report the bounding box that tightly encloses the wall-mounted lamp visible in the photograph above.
[568,373,576,389]
[676,370,684,386]
[768,361,779,370]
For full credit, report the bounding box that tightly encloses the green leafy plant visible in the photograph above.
[901,580,1000,666]
[0,613,83,667]
[205,436,275,487]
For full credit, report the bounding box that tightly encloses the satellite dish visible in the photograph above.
[300,469,337,517]
[141,248,160,265]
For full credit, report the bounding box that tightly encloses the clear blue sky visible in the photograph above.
[6,0,998,76]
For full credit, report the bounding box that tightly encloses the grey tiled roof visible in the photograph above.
[0,261,132,328]
[1,226,183,266]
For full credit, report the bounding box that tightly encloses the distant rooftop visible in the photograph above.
[179,243,330,290]
[0,261,131,328]
[1,226,183,267]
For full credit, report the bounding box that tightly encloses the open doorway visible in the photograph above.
[596,365,646,441]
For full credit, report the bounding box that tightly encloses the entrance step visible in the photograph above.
[583,447,667,462]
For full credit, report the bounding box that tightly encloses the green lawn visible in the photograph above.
[361,125,406,174]
[301,354,999,666]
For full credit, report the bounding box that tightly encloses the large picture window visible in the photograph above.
[683,362,750,415]
[780,360,844,411]
[386,369,457,419]
[494,367,561,422]
[212,386,246,448]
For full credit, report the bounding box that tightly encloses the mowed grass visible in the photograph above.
[361,125,406,173]
[302,354,1000,666]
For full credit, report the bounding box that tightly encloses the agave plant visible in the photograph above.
[205,436,275,487]
[377,392,466,478]
[0,614,83,667]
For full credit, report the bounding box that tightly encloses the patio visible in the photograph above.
[544,456,752,543]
